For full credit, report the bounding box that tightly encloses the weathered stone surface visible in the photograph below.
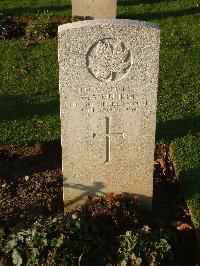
[58,20,160,210]
[71,0,117,19]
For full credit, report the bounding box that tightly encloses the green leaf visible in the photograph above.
[56,234,64,248]
[120,260,127,266]
[12,249,23,266]
[134,257,143,265]
[2,238,18,253]
[31,228,37,237]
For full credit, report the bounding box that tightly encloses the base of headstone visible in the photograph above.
[63,192,153,212]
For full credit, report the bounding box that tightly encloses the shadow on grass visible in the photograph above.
[118,6,200,20]
[0,95,59,121]
[156,116,200,142]
[1,5,71,16]
[179,167,200,252]
[180,168,200,195]
[0,140,61,177]
[118,0,169,6]
[1,96,199,144]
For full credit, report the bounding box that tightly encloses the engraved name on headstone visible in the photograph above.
[71,0,117,19]
[58,20,160,210]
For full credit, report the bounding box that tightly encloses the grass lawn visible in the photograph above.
[0,0,200,240]
[0,0,71,17]
[0,40,60,144]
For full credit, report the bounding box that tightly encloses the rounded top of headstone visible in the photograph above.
[58,19,160,33]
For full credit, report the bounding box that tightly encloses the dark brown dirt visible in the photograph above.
[0,142,199,265]
[0,16,72,40]
[0,142,63,223]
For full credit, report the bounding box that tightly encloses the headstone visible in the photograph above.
[71,0,117,19]
[59,19,160,210]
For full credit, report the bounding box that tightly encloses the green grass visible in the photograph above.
[172,135,200,239]
[0,0,200,240]
[0,40,60,144]
[0,0,72,17]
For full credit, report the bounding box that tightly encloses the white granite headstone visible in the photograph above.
[71,0,117,19]
[58,20,160,210]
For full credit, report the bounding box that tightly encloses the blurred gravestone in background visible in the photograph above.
[71,0,117,19]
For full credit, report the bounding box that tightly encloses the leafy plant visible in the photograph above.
[26,12,57,38]
[0,228,5,265]
[0,228,5,249]
[0,197,176,265]
[117,226,174,266]
[1,215,87,265]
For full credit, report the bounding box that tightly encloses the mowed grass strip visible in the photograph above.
[172,135,200,240]
[0,40,60,144]
[0,0,200,240]
[0,0,71,17]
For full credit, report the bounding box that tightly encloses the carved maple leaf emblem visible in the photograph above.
[87,39,132,82]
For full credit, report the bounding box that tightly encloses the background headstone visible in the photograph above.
[71,0,117,19]
[59,20,160,210]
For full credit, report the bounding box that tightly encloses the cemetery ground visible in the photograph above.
[0,142,199,265]
[0,0,200,265]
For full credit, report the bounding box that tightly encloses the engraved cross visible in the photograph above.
[93,117,125,163]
